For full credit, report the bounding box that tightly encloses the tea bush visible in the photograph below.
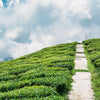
[0,86,57,99]
[0,42,77,99]
[84,39,100,68]
[84,38,100,100]
[10,96,64,100]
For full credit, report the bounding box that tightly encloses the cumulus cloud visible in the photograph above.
[5,27,22,40]
[0,0,100,61]
[0,0,3,7]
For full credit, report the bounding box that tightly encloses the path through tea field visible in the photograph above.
[68,44,94,100]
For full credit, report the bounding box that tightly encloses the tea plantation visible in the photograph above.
[0,42,77,100]
[83,38,100,100]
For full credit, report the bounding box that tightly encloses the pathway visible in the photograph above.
[68,44,94,100]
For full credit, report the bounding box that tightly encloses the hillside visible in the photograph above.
[83,38,100,100]
[0,42,77,100]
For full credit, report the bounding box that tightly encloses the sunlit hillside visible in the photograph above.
[84,38,100,100]
[0,42,77,100]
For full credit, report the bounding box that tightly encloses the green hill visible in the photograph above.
[83,38,100,100]
[0,42,77,100]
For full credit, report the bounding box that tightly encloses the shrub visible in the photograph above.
[10,96,64,100]
[0,70,71,94]
[53,62,74,70]
[0,75,17,81]
[90,54,100,62]
[84,38,100,100]
[0,86,57,99]
[0,42,77,99]
[94,62,100,68]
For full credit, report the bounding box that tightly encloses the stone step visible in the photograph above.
[75,58,88,70]
[68,44,94,100]
[76,44,83,48]
[76,54,86,58]
[68,72,94,100]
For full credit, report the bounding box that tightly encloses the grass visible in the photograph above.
[83,38,100,100]
[0,42,77,99]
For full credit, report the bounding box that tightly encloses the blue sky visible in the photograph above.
[0,0,100,61]
[2,0,8,7]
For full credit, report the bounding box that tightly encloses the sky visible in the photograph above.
[0,0,100,61]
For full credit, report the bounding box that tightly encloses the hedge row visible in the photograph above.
[0,86,57,99]
[83,39,100,68]
[0,42,77,99]
[84,38,100,100]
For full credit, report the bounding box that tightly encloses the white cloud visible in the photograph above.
[0,0,3,11]
[0,58,3,62]
[0,0,99,61]
[0,0,91,26]
[5,27,22,40]
[0,0,39,27]
[68,0,91,18]
[9,0,14,6]
[15,0,20,3]
[9,43,29,58]
[8,37,53,59]
[0,0,3,7]
[0,40,6,50]
[40,0,91,18]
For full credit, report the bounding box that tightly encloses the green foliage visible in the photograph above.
[84,38,100,68]
[84,38,100,100]
[0,86,57,99]
[0,42,77,99]
[0,70,72,94]
[10,96,64,100]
